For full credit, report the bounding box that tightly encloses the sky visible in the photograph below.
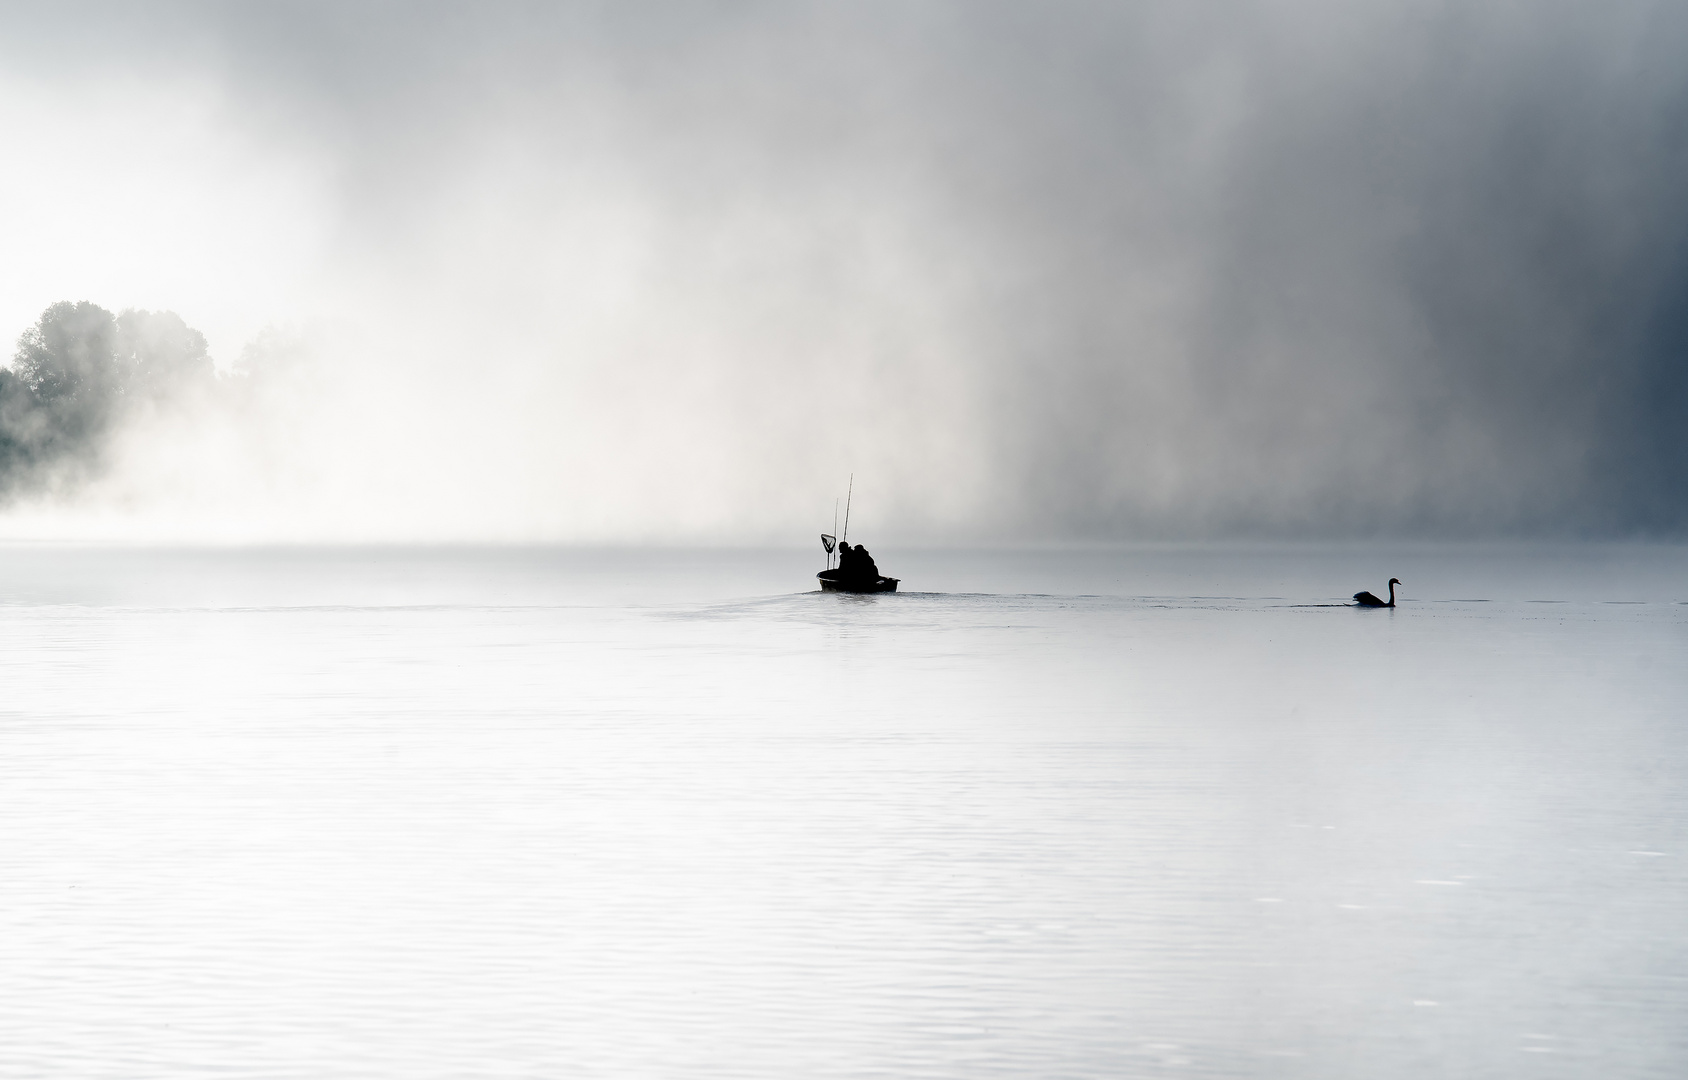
[0,0,1684,543]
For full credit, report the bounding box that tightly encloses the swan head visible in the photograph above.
[1389,578,1401,586]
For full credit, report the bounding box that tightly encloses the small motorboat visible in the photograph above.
[817,568,899,593]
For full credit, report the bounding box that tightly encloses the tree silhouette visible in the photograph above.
[117,308,213,398]
[1,300,215,493]
[14,300,120,407]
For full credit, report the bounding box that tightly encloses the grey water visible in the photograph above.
[1,544,1684,1079]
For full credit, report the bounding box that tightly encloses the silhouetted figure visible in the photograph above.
[835,541,879,582]
[1353,578,1400,607]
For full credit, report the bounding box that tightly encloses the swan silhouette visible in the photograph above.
[1353,578,1400,607]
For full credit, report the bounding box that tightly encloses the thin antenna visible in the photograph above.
[842,473,853,544]
[832,499,839,569]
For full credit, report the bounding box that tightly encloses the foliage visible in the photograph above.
[118,309,214,398]
[0,301,218,492]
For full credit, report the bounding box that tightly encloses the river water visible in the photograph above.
[1,544,1684,1078]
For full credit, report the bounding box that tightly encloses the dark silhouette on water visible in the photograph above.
[818,539,899,593]
[818,479,899,592]
[1353,578,1401,607]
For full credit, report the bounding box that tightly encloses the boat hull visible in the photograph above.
[817,572,899,593]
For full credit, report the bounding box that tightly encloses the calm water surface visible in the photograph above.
[1,545,1684,1078]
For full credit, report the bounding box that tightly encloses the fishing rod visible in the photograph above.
[842,473,852,545]
[831,499,838,569]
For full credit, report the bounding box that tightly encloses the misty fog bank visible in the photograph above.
[1,1,1684,542]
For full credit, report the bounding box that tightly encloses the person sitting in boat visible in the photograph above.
[836,541,879,582]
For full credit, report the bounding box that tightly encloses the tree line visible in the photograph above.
[0,301,217,490]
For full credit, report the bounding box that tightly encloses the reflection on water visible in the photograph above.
[0,545,1684,1078]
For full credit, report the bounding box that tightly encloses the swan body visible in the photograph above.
[1353,578,1400,607]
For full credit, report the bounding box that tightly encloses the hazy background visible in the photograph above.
[1,0,1684,543]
